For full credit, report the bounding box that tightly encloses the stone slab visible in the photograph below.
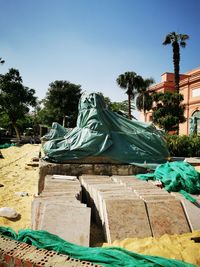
[134,189,169,196]
[98,192,139,223]
[127,184,158,190]
[45,175,80,184]
[90,184,128,205]
[146,200,190,237]
[102,199,152,242]
[40,203,91,246]
[43,186,81,192]
[181,198,200,230]
[39,159,146,193]
[32,198,85,230]
[39,192,81,200]
[141,195,176,201]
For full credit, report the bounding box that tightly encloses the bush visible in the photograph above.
[165,134,200,157]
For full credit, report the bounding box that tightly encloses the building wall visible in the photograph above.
[142,67,200,135]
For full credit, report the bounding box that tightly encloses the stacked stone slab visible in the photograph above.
[32,175,91,246]
[38,159,146,194]
[112,176,191,236]
[80,175,191,243]
[80,175,151,242]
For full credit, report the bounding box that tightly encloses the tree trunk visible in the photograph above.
[63,116,66,127]
[173,42,180,134]
[173,42,180,93]
[13,124,21,141]
[128,93,131,119]
[143,94,146,122]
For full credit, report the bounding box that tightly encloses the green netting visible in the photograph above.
[43,93,169,167]
[136,161,200,202]
[0,227,195,267]
[41,122,68,141]
[0,143,15,149]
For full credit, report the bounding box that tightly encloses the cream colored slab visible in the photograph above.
[40,203,91,246]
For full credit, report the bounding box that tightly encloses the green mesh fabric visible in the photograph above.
[137,161,200,202]
[0,227,195,267]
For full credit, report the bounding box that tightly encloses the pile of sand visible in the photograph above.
[0,144,40,231]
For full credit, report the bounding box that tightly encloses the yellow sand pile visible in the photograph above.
[0,144,40,231]
[103,230,200,266]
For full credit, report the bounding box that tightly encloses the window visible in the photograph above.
[192,88,200,97]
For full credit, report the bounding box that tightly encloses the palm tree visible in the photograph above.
[136,78,155,122]
[116,72,143,119]
[163,32,189,93]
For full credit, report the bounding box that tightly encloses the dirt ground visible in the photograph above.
[0,144,41,231]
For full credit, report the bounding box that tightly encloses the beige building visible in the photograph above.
[143,67,200,135]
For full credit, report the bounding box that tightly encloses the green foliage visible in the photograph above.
[0,68,37,139]
[163,32,189,93]
[165,134,200,157]
[116,72,143,118]
[136,78,155,113]
[0,58,5,64]
[41,80,82,127]
[152,92,186,132]
[97,93,134,118]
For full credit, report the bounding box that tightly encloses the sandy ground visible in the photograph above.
[0,144,41,231]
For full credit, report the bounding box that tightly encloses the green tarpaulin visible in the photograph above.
[43,93,169,166]
[41,122,68,141]
[0,227,195,267]
[136,161,200,202]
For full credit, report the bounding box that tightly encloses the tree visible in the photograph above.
[163,32,189,93]
[116,72,143,119]
[0,68,37,140]
[42,80,82,127]
[97,92,135,118]
[136,78,155,121]
[0,58,5,65]
[152,91,186,133]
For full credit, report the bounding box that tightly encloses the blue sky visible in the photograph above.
[0,0,200,113]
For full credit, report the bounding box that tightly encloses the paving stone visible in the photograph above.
[102,199,152,242]
[45,175,80,184]
[39,159,146,193]
[39,191,81,200]
[134,189,169,196]
[127,184,158,190]
[32,198,84,230]
[146,200,190,237]
[39,203,91,246]
[141,195,176,201]
[90,184,127,205]
[181,198,200,230]
[98,192,139,223]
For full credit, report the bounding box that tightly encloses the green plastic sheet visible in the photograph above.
[41,122,68,141]
[0,143,15,149]
[0,227,195,267]
[136,161,200,202]
[43,93,169,166]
